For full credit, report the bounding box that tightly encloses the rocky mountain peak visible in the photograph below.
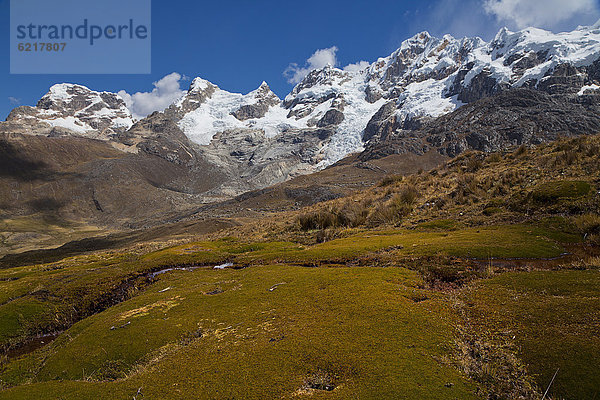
[231,82,281,121]
[286,66,351,101]
[400,31,433,50]
[188,77,217,94]
[247,81,280,104]
[4,84,133,139]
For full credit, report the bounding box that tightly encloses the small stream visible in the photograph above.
[5,332,62,360]
[148,266,200,278]
[148,262,233,278]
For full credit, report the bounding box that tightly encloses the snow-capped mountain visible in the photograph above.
[160,23,600,168]
[174,79,296,145]
[4,84,133,139]
[3,23,600,201]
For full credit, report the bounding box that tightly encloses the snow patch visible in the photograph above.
[578,83,600,95]
[44,116,93,134]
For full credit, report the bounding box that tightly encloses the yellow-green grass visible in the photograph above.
[0,253,145,348]
[236,224,579,264]
[415,219,460,231]
[464,270,600,400]
[0,222,579,354]
[530,180,591,203]
[1,265,478,399]
[130,223,578,268]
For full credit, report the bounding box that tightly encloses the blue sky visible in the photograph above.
[1,0,599,119]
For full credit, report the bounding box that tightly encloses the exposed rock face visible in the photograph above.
[452,69,510,103]
[360,89,600,160]
[165,78,217,119]
[362,102,398,143]
[317,109,345,127]
[121,111,197,166]
[428,89,600,156]
[195,126,336,198]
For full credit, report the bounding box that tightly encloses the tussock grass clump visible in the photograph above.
[574,214,600,243]
[514,144,528,157]
[297,201,369,230]
[555,149,579,166]
[465,157,483,173]
[379,174,403,187]
[368,185,419,225]
[297,210,339,230]
[450,174,480,204]
[486,152,503,164]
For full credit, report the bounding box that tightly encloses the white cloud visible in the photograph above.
[284,46,339,84]
[343,61,370,73]
[118,72,186,120]
[484,0,599,30]
[8,96,21,105]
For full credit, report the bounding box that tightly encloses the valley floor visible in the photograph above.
[0,224,598,399]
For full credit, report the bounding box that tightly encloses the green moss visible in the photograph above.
[465,270,600,400]
[531,180,591,203]
[0,253,149,349]
[282,225,572,262]
[1,265,478,399]
[0,299,48,344]
[0,221,579,358]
